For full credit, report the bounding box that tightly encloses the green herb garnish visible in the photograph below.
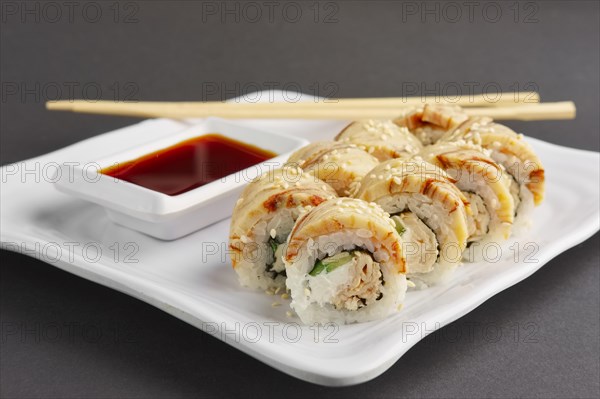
[391,215,406,236]
[308,252,354,276]
[269,238,278,255]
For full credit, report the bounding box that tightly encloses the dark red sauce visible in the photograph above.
[101,134,276,196]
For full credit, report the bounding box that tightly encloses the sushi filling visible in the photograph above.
[411,126,446,146]
[391,213,438,273]
[508,176,522,217]
[266,238,287,279]
[307,250,383,311]
[465,192,491,243]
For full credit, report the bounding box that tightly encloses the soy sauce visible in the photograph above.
[101,134,276,196]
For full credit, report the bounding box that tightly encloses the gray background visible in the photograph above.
[1,1,599,398]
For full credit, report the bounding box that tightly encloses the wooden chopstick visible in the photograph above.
[461,102,576,121]
[280,91,541,107]
[46,91,538,115]
[149,91,538,108]
[46,99,575,121]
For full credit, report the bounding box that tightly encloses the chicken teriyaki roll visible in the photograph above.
[286,141,379,197]
[284,198,407,324]
[229,167,337,292]
[394,104,469,145]
[420,142,515,258]
[334,119,423,161]
[354,159,470,287]
[439,117,545,233]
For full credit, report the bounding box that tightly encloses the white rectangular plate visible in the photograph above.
[1,95,599,386]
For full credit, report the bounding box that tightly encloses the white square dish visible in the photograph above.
[52,117,309,240]
[1,91,598,386]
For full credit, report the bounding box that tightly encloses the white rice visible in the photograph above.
[512,185,534,236]
[235,209,298,291]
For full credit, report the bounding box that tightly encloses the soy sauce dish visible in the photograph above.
[53,118,308,240]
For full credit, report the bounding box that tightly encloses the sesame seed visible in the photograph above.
[286,311,294,317]
[281,293,290,300]
[270,229,277,239]
[272,302,281,307]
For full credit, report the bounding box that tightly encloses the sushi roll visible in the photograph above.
[394,104,469,145]
[284,198,407,324]
[419,142,515,259]
[334,119,423,161]
[229,166,337,292]
[354,159,470,287]
[286,141,379,196]
[439,117,545,233]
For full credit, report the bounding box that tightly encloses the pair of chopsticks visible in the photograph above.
[45,91,576,121]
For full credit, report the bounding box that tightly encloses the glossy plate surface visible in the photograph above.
[1,92,599,386]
